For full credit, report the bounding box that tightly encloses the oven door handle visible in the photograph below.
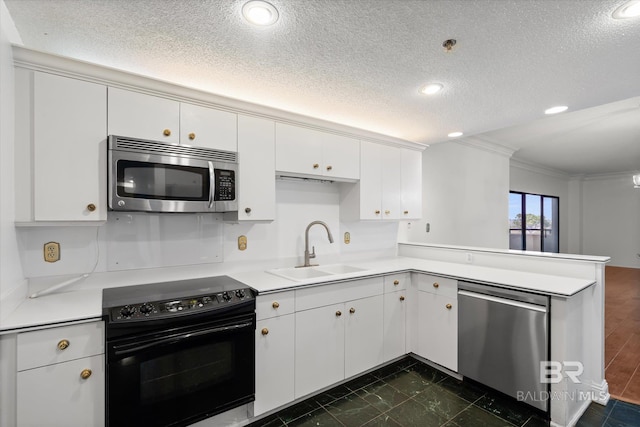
[112,320,253,357]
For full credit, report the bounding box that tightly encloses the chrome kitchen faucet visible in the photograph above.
[298,221,334,267]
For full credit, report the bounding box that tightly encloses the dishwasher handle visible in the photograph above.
[458,290,547,313]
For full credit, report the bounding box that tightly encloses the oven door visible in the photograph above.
[106,313,255,427]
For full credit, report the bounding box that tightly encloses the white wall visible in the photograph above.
[17,180,400,279]
[401,140,510,249]
[509,161,570,253]
[582,174,640,268]
[0,0,26,318]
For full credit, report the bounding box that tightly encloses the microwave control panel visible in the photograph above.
[214,169,236,201]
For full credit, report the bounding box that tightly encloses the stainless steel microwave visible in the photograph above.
[108,135,238,213]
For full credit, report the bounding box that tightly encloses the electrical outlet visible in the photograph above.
[44,242,60,263]
[238,235,247,251]
[466,252,473,263]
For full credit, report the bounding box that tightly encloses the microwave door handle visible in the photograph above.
[112,321,254,357]
[208,161,215,209]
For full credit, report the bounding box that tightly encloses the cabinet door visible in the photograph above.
[33,72,107,221]
[383,290,407,362]
[345,295,384,378]
[237,116,276,221]
[295,304,345,398]
[17,355,104,427]
[108,87,179,143]
[322,134,360,180]
[401,148,422,219]
[275,123,323,176]
[255,315,295,415]
[180,103,237,151]
[380,145,402,220]
[417,291,458,372]
[359,141,383,220]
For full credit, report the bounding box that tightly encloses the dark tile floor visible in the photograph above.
[248,357,640,427]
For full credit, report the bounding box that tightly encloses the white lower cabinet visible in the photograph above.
[294,277,384,398]
[17,355,105,427]
[417,290,458,372]
[344,295,384,378]
[255,314,295,415]
[383,290,407,361]
[16,321,105,427]
[295,303,346,398]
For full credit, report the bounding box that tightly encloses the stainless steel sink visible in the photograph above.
[267,264,367,281]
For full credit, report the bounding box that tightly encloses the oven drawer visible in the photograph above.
[17,321,105,371]
[256,291,295,320]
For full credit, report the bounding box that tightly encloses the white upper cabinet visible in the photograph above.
[15,71,107,223]
[232,115,276,221]
[108,88,237,151]
[275,123,359,181]
[341,142,423,221]
[180,102,237,152]
[401,148,423,219]
[108,87,180,143]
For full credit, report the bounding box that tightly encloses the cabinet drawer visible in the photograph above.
[295,277,383,312]
[384,273,409,292]
[416,274,457,298]
[256,291,295,320]
[17,321,105,371]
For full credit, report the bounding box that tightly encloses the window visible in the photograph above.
[509,191,559,253]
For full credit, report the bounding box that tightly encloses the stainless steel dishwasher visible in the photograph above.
[458,281,550,412]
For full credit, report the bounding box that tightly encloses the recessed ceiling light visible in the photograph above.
[448,131,463,138]
[419,83,444,95]
[544,105,568,115]
[613,1,640,19]
[242,1,279,26]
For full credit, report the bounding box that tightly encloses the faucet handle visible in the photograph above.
[309,246,316,259]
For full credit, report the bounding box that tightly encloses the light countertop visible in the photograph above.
[0,255,597,334]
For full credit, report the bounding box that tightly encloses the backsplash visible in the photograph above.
[17,180,400,279]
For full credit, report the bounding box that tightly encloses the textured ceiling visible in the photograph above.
[4,0,640,175]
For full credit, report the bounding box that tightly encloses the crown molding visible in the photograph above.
[453,135,517,158]
[580,170,639,181]
[510,157,570,179]
[12,45,426,151]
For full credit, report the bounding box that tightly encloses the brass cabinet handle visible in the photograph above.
[375,210,381,215]
[400,295,405,301]
[86,203,96,212]
[188,132,196,140]
[261,328,269,335]
[404,210,409,215]
[245,207,252,214]
[385,210,391,215]
[272,301,280,309]
[433,282,439,288]
[163,129,171,136]
[80,369,92,380]
[326,165,333,171]
[57,339,70,351]
[393,280,399,285]
[349,307,355,314]
[335,310,342,317]
[446,303,452,310]
[313,163,319,169]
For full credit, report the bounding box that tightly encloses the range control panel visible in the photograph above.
[108,287,254,323]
